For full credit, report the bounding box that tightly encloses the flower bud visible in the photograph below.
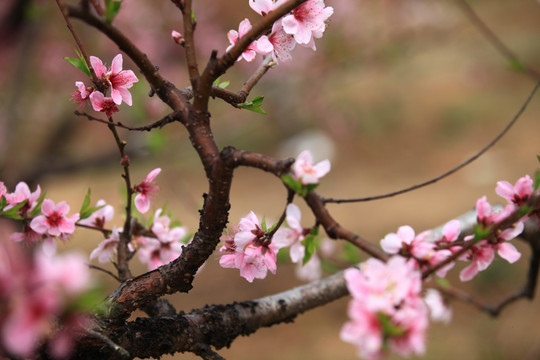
[171,30,185,46]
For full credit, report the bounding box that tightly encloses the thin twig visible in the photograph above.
[86,329,131,359]
[55,0,99,84]
[323,80,540,204]
[87,264,122,282]
[74,110,180,131]
[455,0,540,81]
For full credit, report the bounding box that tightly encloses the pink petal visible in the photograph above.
[110,54,123,75]
[238,18,252,37]
[495,181,514,202]
[313,159,331,178]
[498,242,521,263]
[145,168,162,183]
[459,263,478,282]
[55,201,70,216]
[30,216,48,234]
[89,56,107,78]
[134,193,150,214]
[256,36,274,54]
[380,233,402,254]
[41,199,55,215]
[227,30,239,45]
[89,91,105,111]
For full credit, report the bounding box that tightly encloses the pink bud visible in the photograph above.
[171,30,185,46]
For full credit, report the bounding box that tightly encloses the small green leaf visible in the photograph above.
[473,224,490,243]
[534,169,540,190]
[0,200,27,220]
[0,196,6,210]
[239,96,267,115]
[28,192,46,218]
[434,277,451,289]
[302,232,318,265]
[80,204,105,221]
[64,56,91,78]
[79,188,92,215]
[281,175,302,194]
[105,0,122,24]
[218,80,230,89]
[261,217,268,232]
[508,58,525,73]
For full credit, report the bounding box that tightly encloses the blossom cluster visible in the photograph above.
[219,150,331,282]
[87,168,191,271]
[341,174,537,359]
[0,181,79,253]
[0,238,92,359]
[226,0,334,63]
[380,175,535,283]
[71,54,138,117]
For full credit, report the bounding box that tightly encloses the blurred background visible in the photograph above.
[2,0,540,359]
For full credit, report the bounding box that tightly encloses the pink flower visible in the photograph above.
[220,212,283,282]
[272,203,307,263]
[4,181,41,214]
[281,0,334,49]
[70,81,93,107]
[89,91,120,117]
[342,257,428,359]
[133,168,161,214]
[90,54,138,106]
[78,199,114,228]
[0,243,92,358]
[90,227,120,264]
[458,196,523,281]
[30,199,79,240]
[256,22,297,62]
[136,209,187,270]
[496,175,534,207]
[249,0,287,15]
[459,241,496,281]
[226,18,259,62]
[292,150,331,185]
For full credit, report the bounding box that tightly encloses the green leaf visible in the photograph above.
[80,204,105,221]
[435,277,451,289]
[239,96,267,115]
[28,192,46,218]
[302,232,317,265]
[261,216,268,232]
[534,169,540,190]
[105,0,122,24]
[0,195,6,210]
[217,80,230,89]
[281,175,302,194]
[79,188,92,215]
[473,224,490,243]
[64,54,91,78]
[508,58,525,73]
[0,200,27,220]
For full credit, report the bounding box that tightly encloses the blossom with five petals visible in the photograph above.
[281,0,333,49]
[292,150,330,185]
[90,54,138,106]
[30,199,79,240]
[226,19,259,62]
